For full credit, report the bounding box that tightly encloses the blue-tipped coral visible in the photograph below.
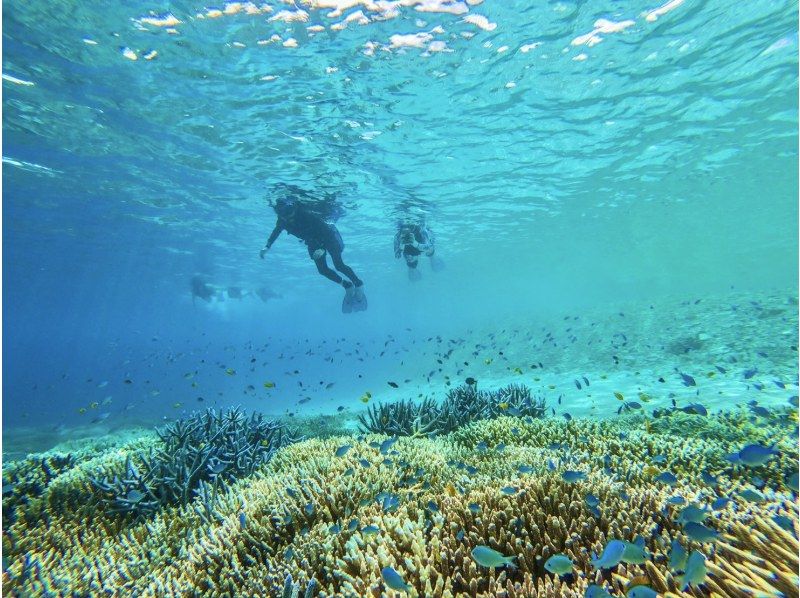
[90,407,297,518]
[359,383,546,437]
[357,397,444,437]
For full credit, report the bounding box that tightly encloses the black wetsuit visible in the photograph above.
[265,207,362,287]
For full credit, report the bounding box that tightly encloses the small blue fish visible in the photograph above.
[668,540,687,572]
[359,458,371,468]
[335,444,352,457]
[562,470,587,483]
[738,444,778,466]
[588,505,601,517]
[329,523,341,534]
[381,566,411,593]
[655,471,678,485]
[749,405,770,417]
[679,550,707,591]
[621,539,648,564]
[711,497,731,510]
[738,488,763,502]
[518,465,534,474]
[652,455,667,464]
[543,554,573,575]
[666,495,686,505]
[361,524,380,536]
[677,504,709,524]
[585,585,612,598]
[426,500,439,512]
[238,511,247,530]
[584,493,600,507]
[468,503,481,514]
[382,494,400,512]
[501,486,518,495]
[575,379,582,390]
[286,487,299,499]
[590,539,625,569]
[679,372,696,386]
[476,441,488,452]
[495,442,506,453]
[471,545,516,569]
[466,465,479,475]
[743,367,758,379]
[683,521,719,542]
[681,403,707,416]
[583,376,590,386]
[347,519,359,532]
[304,503,314,516]
[700,470,718,485]
[379,437,398,455]
[772,515,794,531]
[725,452,741,464]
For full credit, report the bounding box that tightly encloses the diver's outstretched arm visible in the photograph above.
[260,224,284,258]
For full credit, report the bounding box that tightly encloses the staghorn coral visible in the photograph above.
[2,411,797,597]
[357,397,445,438]
[89,407,297,519]
[359,383,547,438]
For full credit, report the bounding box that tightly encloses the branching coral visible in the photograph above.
[90,407,298,519]
[2,411,797,597]
[357,397,444,438]
[359,383,547,437]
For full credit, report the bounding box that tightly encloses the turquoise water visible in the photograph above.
[4,0,797,434]
[2,2,799,596]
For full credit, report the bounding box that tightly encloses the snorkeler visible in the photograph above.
[394,222,444,281]
[260,190,367,313]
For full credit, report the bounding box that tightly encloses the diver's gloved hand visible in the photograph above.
[394,249,401,259]
[259,245,269,259]
[312,248,326,260]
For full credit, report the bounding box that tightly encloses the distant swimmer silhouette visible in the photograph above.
[394,221,445,281]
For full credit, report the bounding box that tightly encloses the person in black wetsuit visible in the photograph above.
[260,193,366,312]
[394,221,443,281]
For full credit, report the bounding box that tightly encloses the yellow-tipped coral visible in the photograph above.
[3,410,798,597]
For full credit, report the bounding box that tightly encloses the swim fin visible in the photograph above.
[351,285,368,312]
[408,268,422,282]
[342,285,355,313]
[430,256,446,272]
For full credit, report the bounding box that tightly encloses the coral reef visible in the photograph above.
[89,407,297,519]
[288,413,357,439]
[358,383,546,437]
[357,397,445,437]
[2,409,797,597]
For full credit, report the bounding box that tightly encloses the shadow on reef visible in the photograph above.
[357,383,547,437]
